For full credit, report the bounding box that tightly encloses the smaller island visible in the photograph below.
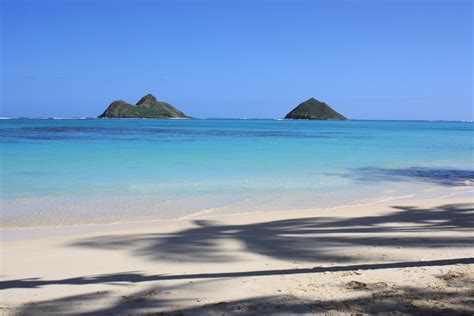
[285,98,347,120]
[99,93,190,119]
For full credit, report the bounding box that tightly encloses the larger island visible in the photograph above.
[99,93,189,119]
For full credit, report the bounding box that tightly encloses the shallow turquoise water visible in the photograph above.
[1,119,473,226]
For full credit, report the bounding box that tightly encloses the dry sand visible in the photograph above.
[1,195,473,315]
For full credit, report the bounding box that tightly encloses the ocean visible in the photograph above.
[1,118,473,227]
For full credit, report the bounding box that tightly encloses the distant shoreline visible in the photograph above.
[0,117,473,122]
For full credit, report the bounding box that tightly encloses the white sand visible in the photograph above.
[1,195,473,315]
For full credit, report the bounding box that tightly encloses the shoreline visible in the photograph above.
[0,185,474,233]
[2,187,472,240]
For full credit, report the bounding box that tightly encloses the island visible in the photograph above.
[285,98,347,120]
[98,93,190,119]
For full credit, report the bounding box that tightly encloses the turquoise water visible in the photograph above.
[1,119,473,226]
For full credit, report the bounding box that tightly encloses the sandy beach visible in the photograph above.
[1,194,473,315]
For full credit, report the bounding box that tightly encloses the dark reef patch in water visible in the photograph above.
[342,167,474,187]
[0,126,370,142]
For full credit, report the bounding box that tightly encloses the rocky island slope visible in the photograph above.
[99,94,189,119]
[285,98,347,120]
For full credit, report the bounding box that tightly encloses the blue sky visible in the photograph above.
[1,0,472,119]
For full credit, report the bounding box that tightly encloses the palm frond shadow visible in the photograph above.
[339,167,474,187]
[69,203,474,263]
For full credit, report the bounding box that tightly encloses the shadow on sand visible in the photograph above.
[4,202,474,314]
[65,203,474,263]
[11,278,474,315]
[2,257,473,291]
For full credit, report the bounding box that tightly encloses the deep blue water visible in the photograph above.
[1,119,473,226]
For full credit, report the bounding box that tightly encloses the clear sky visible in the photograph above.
[1,0,472,120]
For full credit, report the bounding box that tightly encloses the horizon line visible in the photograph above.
[0,117,472,123]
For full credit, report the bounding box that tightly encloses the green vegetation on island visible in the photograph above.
[285,98,347,120]
[99,93,189,119]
